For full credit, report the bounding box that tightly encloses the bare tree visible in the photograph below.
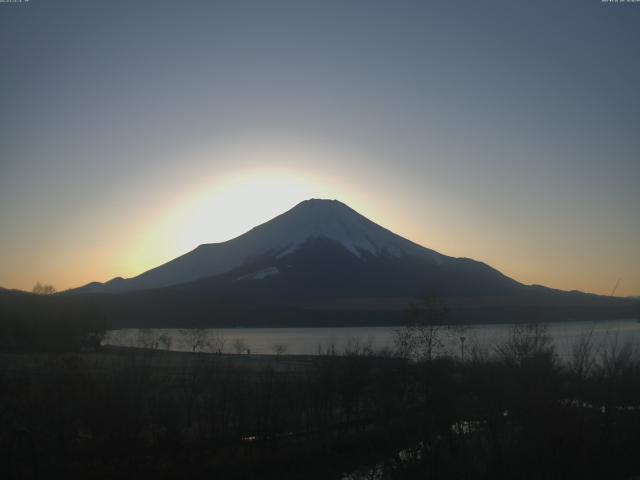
[272,343,288,356]
[158,332,172,351]
[599,333,636,380]
[232,338,247,354]
[393,324,418,359]
[494,322,556,368]
[343,336,374,357]
[394,294,449,361]
[183,328,210,353]
[138,328,160,350]
[208,330,225,354]
[569,330,596,379]
[32,282,56,295]
[596,333,638,423]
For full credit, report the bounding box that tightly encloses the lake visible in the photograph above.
[103,319,640,359]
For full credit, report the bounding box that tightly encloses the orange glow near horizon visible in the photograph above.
[3,1,640,301]
[1,140,638,298]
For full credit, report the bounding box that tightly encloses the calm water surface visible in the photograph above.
[103,319,640,359]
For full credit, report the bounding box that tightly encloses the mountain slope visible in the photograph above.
[64,198,640,326]
[75,199,447,294]
[172,236,523,302]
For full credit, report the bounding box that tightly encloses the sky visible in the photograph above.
[1,0,639,296]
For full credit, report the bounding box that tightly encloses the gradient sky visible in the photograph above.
[1,0,639,296]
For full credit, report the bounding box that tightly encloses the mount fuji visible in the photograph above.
[74,199,518,297]
[68,199,636,326]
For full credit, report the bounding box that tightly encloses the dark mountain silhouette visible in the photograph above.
[70,199,528,300]
[73,199,448,293]
[55,199,638,327]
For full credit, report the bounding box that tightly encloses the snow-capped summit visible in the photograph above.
[244,199,442,260]
[75,199,444,293]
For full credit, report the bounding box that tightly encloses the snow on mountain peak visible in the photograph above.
[251,198,438,259]
[78,199,443,292]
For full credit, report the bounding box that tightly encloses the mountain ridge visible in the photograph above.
[57,198,639,327]
[72,198,448,294]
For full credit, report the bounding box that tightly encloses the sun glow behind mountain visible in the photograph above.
[170,171,336,252]
[117,146,378,284]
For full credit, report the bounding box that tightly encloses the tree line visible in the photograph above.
[1,320,639,479]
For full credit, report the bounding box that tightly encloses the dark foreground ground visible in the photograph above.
[2,330,640,480]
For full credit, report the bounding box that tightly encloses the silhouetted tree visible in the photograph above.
[32,282,56,295]
[494,321,556,368]
[569,330,597,380]
[232,338,247,354]
[138,328,160,350]
[183,328,210,353]
[208,329,225,354]
[394,294,449,361]
[158,332,172,351]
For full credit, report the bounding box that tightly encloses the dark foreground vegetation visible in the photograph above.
[1,290,640,478]
[1,321,640,480]
[0,289,106,352]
